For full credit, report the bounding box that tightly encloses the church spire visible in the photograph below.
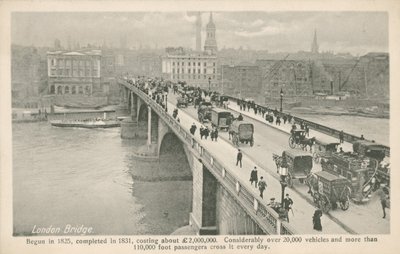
[204,12,217,55]
[311,29,319,54]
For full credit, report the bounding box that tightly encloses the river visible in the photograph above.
[12,122,192,236]
[294,113,389,146]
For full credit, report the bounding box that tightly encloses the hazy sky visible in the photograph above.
[12,12,388,55]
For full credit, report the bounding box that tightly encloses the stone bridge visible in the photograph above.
[118,79,295,235]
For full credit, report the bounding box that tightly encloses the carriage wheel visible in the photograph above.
[250,138,254,147]
[339,196,350,211]
[340,187,351,211]
[319,195,331,213]
[289,136,296,148]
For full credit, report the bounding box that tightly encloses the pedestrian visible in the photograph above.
[190,123,197,135]
[312,209,323,231]
[376,184,389,218]
[283,115,287,124]
[283,194,294,222]
[210,129,215,141]
[237,113,244,121]
[240,103,243,111]
[199,126,204,139]
[236,149,243,168]
[258,176,267,199]
[360,134,365,140]
[214,128,218,141]
[339,130,344,143]
[276,116,281,126]
[204,127,210,140]
[305,124,310,137]
[249,166,258,188]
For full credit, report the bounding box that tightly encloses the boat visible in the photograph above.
[50,119,120,128]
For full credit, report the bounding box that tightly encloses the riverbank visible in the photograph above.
[289,106,389,119]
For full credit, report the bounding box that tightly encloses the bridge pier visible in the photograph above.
[121,92,140,139]
[190,159,218,235]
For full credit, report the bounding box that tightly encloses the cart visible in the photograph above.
[210,108,233,131]
[274,149,313,188]
[228,120,254,147]
[289,130,307,149]
[176,97,188,108]
[307,171,351,213]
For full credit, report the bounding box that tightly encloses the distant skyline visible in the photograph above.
[12,12,388,55]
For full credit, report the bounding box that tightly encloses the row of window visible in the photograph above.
[50,58,98,68]
[172,68,216,74]
[172,61,216,67]
[50,68,99,77]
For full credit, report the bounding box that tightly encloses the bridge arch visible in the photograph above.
[158,132,192,176]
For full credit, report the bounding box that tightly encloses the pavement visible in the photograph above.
[167,92,390,234]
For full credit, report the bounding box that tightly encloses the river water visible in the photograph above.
[13,122,192,236]
[295,114,389,146]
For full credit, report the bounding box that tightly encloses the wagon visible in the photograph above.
[307,171,351,213]
[353,140,386,162]
[197,102,213,123]
[274,149,313,188]
[228,120,254,147]
[289,129,307,149]
[176,97,188,108]
[210,108,233,131]
[313,141,340,163]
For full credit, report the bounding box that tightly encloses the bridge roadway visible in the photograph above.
[168,93,389,234]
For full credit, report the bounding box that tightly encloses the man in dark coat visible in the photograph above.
[214,128,218,141]
[236,149,243,168]
[199,126,204,139]
[249,166,258,188]
[190,123,197,135]
[204,127,210,140]
[283,194,294,222]
[258,176,267,199]
[339,130,344,143]
[313,209,322,231]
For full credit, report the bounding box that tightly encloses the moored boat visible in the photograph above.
[50,119,120,128]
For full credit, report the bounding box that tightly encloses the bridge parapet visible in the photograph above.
[119,79,296,235]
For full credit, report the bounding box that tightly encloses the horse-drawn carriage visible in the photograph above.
[272,149,313,188]
[228,120,254,147]
[289,129,315,151]
[306,171,351,213]
[211,108,233,131]
[313,141,340,163]
[176,96,188,108]
[197,101,213,123]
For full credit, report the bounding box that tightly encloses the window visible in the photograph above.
[204,68,207,74]
[198,69,201,74]
[213,68,216,74]
[182,68,184,73]
[188,69,191,74]
[198,62,201,66]
[182,62,185,66]
[177,62,180,66]
[204,62,207,67]
[173,62,175,66]
[213,62,216,66]
[172,68,175,74]
[188,62,191,66]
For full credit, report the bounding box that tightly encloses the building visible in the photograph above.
[221,63,261,99]
[256,59,313,98]
[161,13,218,89]
[47,49,102,96]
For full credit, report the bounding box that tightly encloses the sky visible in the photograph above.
[11,12,388,55]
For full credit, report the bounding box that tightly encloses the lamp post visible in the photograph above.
[165,92,168,112]
[208,77,211,91]
[280,88,284,113]
[279,166,288,207]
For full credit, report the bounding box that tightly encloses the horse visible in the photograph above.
[300,137,316,152]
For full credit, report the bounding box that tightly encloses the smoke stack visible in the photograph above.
[196,12,202,51]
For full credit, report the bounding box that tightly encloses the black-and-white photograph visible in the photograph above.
[3,1,395,246]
